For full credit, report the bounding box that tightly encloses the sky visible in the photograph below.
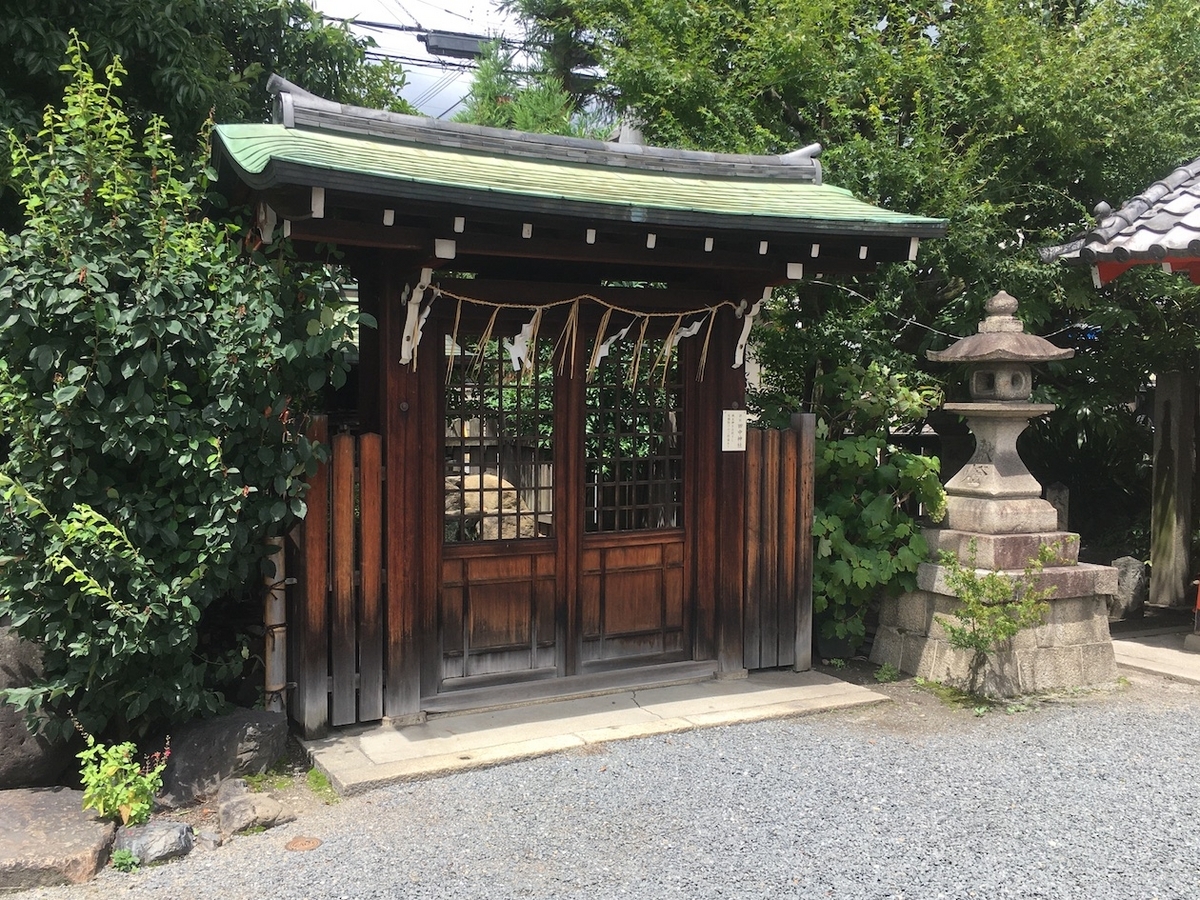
[312,0,522,117]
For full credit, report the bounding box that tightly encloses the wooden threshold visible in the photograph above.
[421,659,718,718]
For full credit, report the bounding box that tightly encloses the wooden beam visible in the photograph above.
[289,213,891,273]
[289,217,429,251]
[715,312,747,675]
[792,412,815,672]
[296,415,329,739]
[447,230,795,274]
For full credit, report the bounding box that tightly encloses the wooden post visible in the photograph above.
[791,412,815,672]
[716,312,746,675]
[743,428,764,669]
[330,432,356,726]
[295,414,329,738]
[1150,371,1195,607]
[358,434,384,721]
[380,258,425,719]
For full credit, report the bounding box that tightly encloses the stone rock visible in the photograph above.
[0,624,74,789]
[0,787,116,891]
[158,708,287,807]
[444,473,539,539]
[193,830,223,851]
[217,778,294,838]
[113,821,193,866]
[1109,556,1148,620]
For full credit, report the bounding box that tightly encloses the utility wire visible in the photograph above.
[438,96,467,119]
[411,68,463,108]
[405,0,474,23]
[389,0,424,28]
[365,49,477,71]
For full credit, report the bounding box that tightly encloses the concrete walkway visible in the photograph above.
[302,670,886,794]
[1112,625,1200,684]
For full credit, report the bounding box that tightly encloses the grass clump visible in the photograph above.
[307,768,338,804]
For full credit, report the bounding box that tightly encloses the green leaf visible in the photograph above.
[52,384,81,404]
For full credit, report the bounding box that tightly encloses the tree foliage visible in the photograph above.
[455,40,605,137]
[508,0,1200,548]
[0,44,368,740]
[0,0,415,147]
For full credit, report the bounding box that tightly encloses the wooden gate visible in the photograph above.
[289,416,387,737]
[743,414,815,671]
[288,411,815,736]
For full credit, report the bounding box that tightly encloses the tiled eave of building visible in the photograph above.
[211,78,946,284]
[1041,155,1200,287]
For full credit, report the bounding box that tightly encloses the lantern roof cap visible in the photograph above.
[927,291,1075,364]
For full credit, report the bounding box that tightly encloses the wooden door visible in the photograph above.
[440,329,559,688]
[578,339,691,670]
[436,311,696,691]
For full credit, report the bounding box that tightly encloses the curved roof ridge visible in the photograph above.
[266,74,825,184]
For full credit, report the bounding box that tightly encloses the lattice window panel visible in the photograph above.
[584,344,683,533]
[444,335,554,541]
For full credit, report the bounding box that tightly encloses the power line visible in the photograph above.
[365,49,477,71]
[438,96,467,119]
[405,0,474,23]
[323,15,426,33]
[411,69,463,108]
[389,0,423,29]
[323,14,518,48]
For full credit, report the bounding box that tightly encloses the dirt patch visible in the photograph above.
[809,655,1182,738]
[154,736,335,835]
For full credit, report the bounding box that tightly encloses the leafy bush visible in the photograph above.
[0,40,368,740]
[808,362,945,648]
[936,540,1063,693]
[78,729,170,826]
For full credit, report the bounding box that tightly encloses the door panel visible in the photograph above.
[436,307,696,692]
[580,531,689,668]
[442,545,557,680]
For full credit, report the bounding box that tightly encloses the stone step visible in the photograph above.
[0,787,115,892]
[421,660,719,718]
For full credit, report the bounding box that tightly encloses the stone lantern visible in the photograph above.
[926,290,1073,536]
[870,291,1118,695]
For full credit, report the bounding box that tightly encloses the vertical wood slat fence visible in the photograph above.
[743,414,815,671]
[289,416,386,737]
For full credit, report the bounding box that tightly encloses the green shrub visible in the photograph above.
[807,362,946,649]
[110,849,139,873]
[0,40,368,740]
[78,730,170,826]
[936,540,1063,692]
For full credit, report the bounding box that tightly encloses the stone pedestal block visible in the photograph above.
[924,529,1079,569]
[944,496,1061,535]
[871,562,1119,697]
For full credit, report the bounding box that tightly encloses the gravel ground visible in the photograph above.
[20,667,1200,900]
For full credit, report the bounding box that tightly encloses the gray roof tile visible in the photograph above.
[1041,156,1200,264]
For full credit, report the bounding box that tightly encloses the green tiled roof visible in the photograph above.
[214,123,946,237]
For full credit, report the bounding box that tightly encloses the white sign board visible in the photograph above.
[722,409,748,452]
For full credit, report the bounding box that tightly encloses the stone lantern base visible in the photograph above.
[870,529,1119,696]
